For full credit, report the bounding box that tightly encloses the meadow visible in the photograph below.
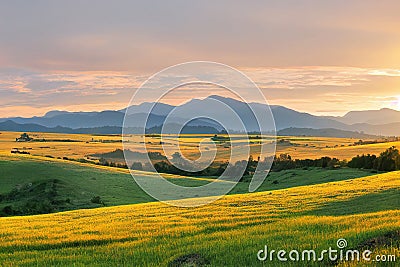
[0,131,399,266]
[0,154,374,215]
[0,170,398,266]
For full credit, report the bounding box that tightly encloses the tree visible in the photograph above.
[131,162,143,170]
[376,146,400,171]
[348,154,377,169]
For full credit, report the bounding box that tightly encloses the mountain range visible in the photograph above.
[1,95,400,137]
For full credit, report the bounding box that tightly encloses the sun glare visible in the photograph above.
[396,96,400,110]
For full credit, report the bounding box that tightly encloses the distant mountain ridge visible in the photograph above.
[2,111,124,128]
[0,120,221,135]
[0,120,383,138]
[325,108,400,125]
[0,95,399,136]
[0,120,123,134]
[277,127,378,139]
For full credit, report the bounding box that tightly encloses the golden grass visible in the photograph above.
[0,170,399,266]
[2,132,398,164]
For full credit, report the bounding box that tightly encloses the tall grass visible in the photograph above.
[0,171,399,266]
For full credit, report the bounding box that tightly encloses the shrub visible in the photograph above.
[2,205,14,215]
[91,196,104,206]
[131,162,143,170]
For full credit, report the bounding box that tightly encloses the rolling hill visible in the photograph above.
[0,167,398,266]
[0,156,373,216]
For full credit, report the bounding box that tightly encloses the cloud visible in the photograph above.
[25,80,78,93]
[243,67,370,89]
[1,1,400,72]
[368,69,400,77]
[0,69,146,117]
[1,66,400,117]
[0,2,399,117]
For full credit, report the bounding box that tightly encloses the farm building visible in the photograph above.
[16,133,32,142]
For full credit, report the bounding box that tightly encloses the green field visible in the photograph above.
[0,168,398,266]
[0,137,398,266]
[0,157,375,216]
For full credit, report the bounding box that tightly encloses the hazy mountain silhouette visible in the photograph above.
[325,108,400,125]
[118,102,174,116]
[269,105,348,130]
[1,111,124,128]
[0,120,221,135]
[349,122,400,136]
[169,95,349,132]
[277,127,378,139]
[1,95,400,136]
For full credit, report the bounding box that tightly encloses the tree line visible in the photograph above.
[347,146,400,171]
[61,146,400,179]
[147,146,400,178]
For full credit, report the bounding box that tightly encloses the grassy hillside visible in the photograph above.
[0,156,374,216]
[0,156,207,215]
[0,171,398,266]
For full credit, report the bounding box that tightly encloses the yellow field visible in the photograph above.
[0,170,399,266]
[276,139,400,160]
[1,132,398,164]
[0,131,123,160]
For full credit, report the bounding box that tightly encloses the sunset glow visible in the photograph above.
[396,96,400,110]
[1,1,400,116]
[1,2,400,266]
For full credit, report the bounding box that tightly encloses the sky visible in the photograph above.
[1,0,400,117]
